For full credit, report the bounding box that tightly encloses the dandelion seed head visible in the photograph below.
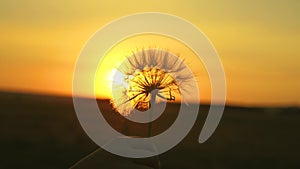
[110,48,193,116]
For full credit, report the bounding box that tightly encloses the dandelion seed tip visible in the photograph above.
[110,48,194,116]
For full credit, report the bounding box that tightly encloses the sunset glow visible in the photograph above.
[0,0,299,106]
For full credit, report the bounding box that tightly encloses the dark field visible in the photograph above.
[0,91,299,169]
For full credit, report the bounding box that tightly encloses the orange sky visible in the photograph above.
[0,0,299,106]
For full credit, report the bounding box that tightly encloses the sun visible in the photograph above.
[94,34,210,105]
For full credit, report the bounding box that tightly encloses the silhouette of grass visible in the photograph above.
[1,91,300,169]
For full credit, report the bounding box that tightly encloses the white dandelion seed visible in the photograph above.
[110,48,194,116]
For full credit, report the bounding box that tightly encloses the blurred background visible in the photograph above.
[0,0,299,168]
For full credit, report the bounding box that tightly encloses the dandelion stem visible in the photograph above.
[147,91,157,137]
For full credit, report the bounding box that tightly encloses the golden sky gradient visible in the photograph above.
[0,0,299,106]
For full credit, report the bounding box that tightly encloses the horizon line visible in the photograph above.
[0,89,299,108]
